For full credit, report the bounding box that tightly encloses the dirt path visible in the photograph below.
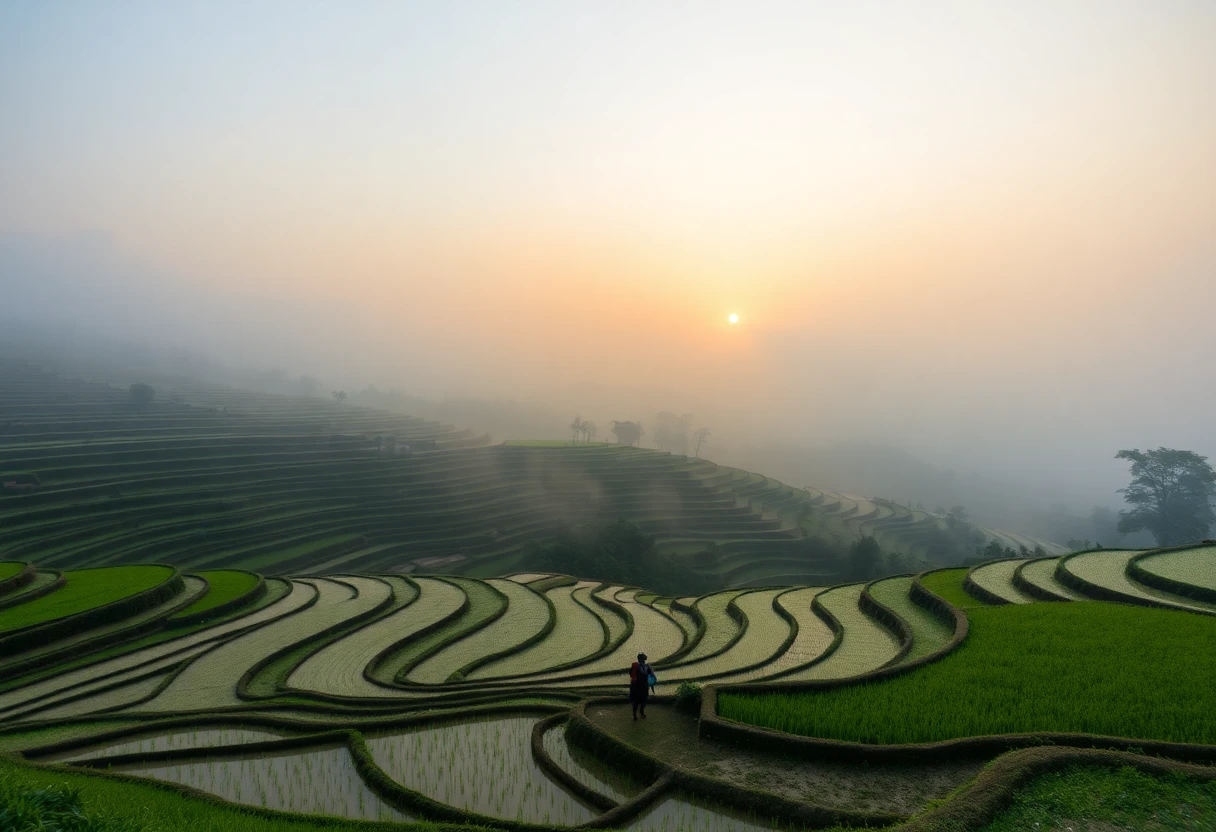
[586,702,984,816]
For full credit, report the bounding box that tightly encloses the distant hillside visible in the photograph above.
[0,357,1065,586]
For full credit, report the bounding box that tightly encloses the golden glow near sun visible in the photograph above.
[728,313,740,324]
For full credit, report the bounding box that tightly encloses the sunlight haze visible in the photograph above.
[3,0,1215,520]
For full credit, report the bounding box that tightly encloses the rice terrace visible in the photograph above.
[0,356,1213,832]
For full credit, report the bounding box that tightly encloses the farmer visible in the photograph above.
[629,652,653,720]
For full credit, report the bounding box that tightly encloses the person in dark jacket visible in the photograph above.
[629,652,653,720]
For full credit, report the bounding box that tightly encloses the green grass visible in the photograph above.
[981,764,1216,831]
[718,600,1216,745]
[0,561,26,581]
[868,575,953,662]
[168,570,259,619]
[0,565,175,631]
[0,754,462,832]
[919,567,983,609]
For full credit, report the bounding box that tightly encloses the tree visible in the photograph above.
[332,390,347,404]
[385,436,397,456]
[128,383,155,409]
[1115,448,1216,546]
[847,536,882,581]
[611,420,644,446]
[583,421,597,443]
[692,427,711,458]
[570,415,584,443]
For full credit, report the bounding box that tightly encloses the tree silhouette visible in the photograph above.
[570,415,584,443]
[611,420,644,446]
[332,390,347,404]
[1116,448,1216,546]
[692,427,711,458]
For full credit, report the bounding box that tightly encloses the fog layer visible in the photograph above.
[3,2,1215,536]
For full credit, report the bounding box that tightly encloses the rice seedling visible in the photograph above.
[775,583,900,681]
[719,600,1216,745]
[505,573,550,584]
[679,590,745,663]
[49,727,284,762]
[590,585,629,644]
[406,579,551,684]
[0,578,302,713]
[468,581,604,679]
[624,793,786,831]
[25,670,175,721]
[141,578,391,711]
[868,576,953,662]
[1062,550,1216,613]
[1017,557,1082,600]
[116,744,413,821]
[365,715,596,823]
[541,723,643,802]
[662,590,791,681]
[0,565,177,631]
[169,570,261,620]
[288,577,455,698]
[967,560,1035,604]
[919,568,980,609]
[534,592,684,683]
[1,642,216,721]
[374,577,504,681]
[1134,544,1216,594]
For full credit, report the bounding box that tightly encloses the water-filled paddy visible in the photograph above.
[541,722,644,802]
[47,726,284,762]
[366,714,598,824]
[115,743,412,821]
[624,793,785,831]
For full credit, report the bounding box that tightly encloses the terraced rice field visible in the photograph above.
[868,575,954,661]
[366,715,597,824]
[0,565,177,631]
[1060,549,1216,614]
[0,358,1052,589]
[0,544,1212,829]
[719,584,1216,745]
[967,559,1036,604]
[1134,545,1216,594]
[117,744,412,821]
[778,583,902,681]
[407,579,551,684]
[1017,556,1083,600]
[3,357,1211,830]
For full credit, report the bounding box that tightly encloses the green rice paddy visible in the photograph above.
[719,597,1216,745]
[0,565,176,631]
[169,570,260,619]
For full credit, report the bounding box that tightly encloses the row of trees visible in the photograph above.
[570,412,712,457]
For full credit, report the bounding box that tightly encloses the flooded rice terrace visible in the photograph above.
[76,715,789,829]
[625,794,786,832]
[365,714,600,824]
[49,727,284,762]
[116,743,413,822]
[541,722,644,802]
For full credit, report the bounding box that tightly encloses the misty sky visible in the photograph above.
[2,1,1215,506]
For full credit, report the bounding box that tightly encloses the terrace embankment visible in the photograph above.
[584,702,982,816]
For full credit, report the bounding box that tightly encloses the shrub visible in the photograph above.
[675,680,703,712]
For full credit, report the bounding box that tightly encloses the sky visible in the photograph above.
[2,1,1215,508]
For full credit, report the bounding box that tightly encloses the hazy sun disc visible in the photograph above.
[728,313,739,324]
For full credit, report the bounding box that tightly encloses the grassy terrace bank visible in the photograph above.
[719,573,1216,745]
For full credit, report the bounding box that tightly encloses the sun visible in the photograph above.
[727,313,739,325]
